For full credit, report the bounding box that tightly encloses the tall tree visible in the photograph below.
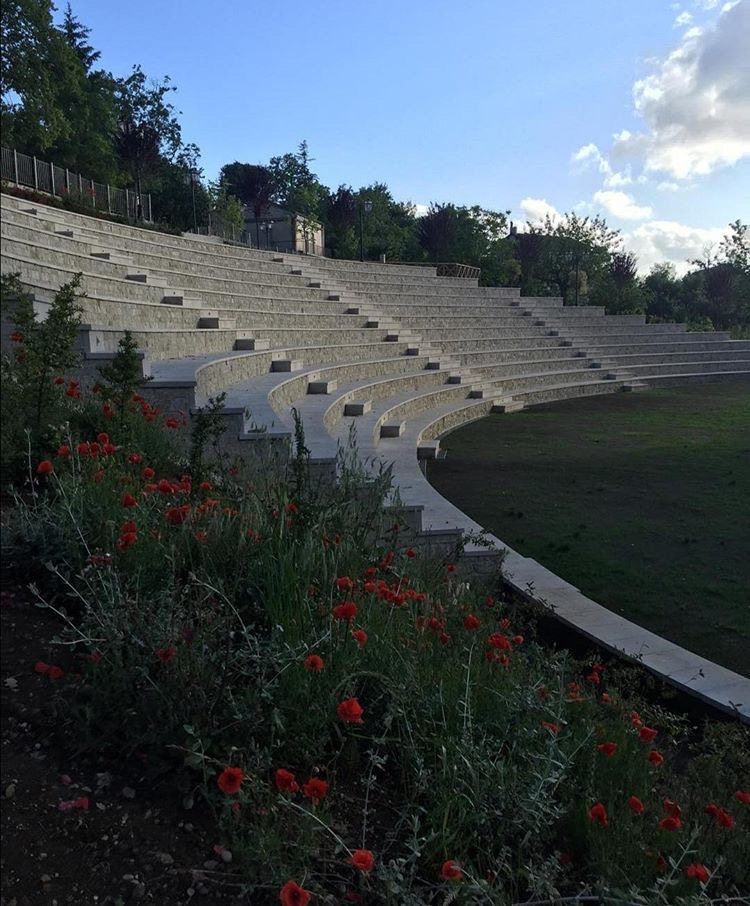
[219,162,276,246]
[532,212,621,304]
[1,0,78,150]
[61,2,99,71]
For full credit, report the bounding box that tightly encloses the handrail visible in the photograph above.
[1,145,152,222]
[387,260,481,280]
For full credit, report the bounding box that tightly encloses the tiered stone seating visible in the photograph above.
[2,191,749,718]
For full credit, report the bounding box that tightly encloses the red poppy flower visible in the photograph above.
[439,632,451,645]
[274,769,299,793]
[463,614,481,631]
[166,505,190,525]
[439,860,462,880]
[704,803,720,817]
[121,493,137,508]
[333,601,357,622]
[380,551,394,569]
[656,854,667,872]
[686,864,709,884]
[405,547,416,558]
[217,766,244,795]
[57,445,70,458]
[279,881,311,906]
[588,802,608,826]
[117,532,137,552]
[156,646,176,663]
[53,375,65,385]
[716,808,734,828]
[512,634,524,645]
[194,531,208,544]
[487,632,511,650]
[557,851,572,865]
[597,742,618,757]
[541,721,561,734]
[658,816,681,831]
[736,790,750,805]
[36,460,54,475]
[96,432,109,444]
[336,576,354,590]
[349,849,375,874]
[102,403,113,419]
[304,654,324,673]
[639,726,658,742]
[199,480,212,492]
[662,799,681,818]
[629,796,645,815]
[142,466,155,479]
[337,697,364,724]
[352,629,368,647]
[647,750,664,766]
[302,777,328,806]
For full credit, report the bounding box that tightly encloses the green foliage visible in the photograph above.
[188,393,228,482]
[0,272,83,477]
[96,330,150,432]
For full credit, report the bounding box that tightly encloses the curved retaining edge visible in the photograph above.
[399,400,750,723]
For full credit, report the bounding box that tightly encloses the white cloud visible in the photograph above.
[519,197,561,223]
[625,219,726,274]
[656,180,682,191]
[413,203,429,217]
[613,0,750,179]
[593,190,654,220]
[674,10,694,25]
[571,143,632,187]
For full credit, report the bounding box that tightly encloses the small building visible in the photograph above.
[243,203,325,255]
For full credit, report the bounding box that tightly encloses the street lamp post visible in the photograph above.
[190,168,197,233]
[359,200,373,261]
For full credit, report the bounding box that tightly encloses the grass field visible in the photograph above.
[429,379,750,676]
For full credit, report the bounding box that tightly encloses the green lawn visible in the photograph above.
[429,380,750,676]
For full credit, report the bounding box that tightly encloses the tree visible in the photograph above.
[590,251,647,314]
[324,185,357,257]
[514,231,545,294]
[419,204,455,263]
[1,0,79,151]
[114,119,161,219]
[644,263,682,322]
[532,213,621,304]
[61,2,99,71]
[219,162,275,247]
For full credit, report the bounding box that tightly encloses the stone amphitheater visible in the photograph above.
[2,190,749,720]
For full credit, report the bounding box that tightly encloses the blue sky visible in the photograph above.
[61,0,749,272]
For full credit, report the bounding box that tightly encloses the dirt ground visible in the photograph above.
[0,587,254,906]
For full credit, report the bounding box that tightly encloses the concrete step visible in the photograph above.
[271,358,304,372]
[198,315,236,329]
[417,440,441,460]
[234,334,270,351]
[344,400,372,416]
[380,421,406,438]
[491,399,525,413]
[307,379,337,394]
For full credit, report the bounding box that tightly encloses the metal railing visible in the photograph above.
[387,260,482,280]
[1,146,152,222]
